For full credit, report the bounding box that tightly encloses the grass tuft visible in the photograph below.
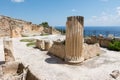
[20,39,35,42]
[26,42,36,47]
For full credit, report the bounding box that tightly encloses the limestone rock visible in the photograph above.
[3,37,15,62]
[0,15,60,37]
[36,40,45,51]
[36,39,54,51]
[85,36,112,48]
[2,62,19,75]
[110,70,120,79]
[44,40,53,51]
[83,43,101,60]
[48,41,65,59]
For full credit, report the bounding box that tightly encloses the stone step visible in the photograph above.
[0,38,5,64]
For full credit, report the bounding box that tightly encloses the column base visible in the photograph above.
[65,57,84,64]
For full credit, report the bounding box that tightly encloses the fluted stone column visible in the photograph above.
[65,16,84,63]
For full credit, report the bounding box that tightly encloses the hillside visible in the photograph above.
[0,15,60,37]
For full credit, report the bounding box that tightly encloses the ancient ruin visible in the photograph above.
[3,37,15,62]
[0,16,120,80]
[35,16,101,63]
[65,16,84,63]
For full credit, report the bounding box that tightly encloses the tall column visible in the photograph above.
[65,16,84,63]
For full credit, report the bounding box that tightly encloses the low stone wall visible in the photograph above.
[36,39,102,62]
[83,43,101,60]
[3,37,15,62]
[48,41,101,62]
[36,39,53,51]
[85,36,112,48]
[48,41,65,59]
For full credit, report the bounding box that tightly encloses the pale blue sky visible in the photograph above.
[0,0,120,26]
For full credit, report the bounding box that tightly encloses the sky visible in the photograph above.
[0,0,120,26]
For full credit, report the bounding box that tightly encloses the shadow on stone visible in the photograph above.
[45,53,65,64]
[0,61,5,65]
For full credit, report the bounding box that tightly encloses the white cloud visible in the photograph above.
[117,7,120,16]
[72,9,77,12]
[85,7,120,26]
[101,11,107,15]
[11,0,24,3]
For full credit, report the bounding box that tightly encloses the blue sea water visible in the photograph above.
[55,26,120,37]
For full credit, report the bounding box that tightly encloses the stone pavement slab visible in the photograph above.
[0,38,5,65]
[12,36,120,80]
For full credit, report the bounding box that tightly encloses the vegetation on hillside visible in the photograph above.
[39,22,49,28]
[108,40,120,51]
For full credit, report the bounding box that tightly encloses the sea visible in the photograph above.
[55,26,120,37]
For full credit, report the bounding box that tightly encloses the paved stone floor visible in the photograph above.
[1,35,120,80]
[0,38,5,65]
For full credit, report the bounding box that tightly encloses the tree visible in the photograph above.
[39,22,49,28]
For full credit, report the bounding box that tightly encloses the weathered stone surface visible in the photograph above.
[36,39,54,51]
[83,43,101,60]
[2,62,19,75]
[0,15,60,37]
[85,36,112,48]
[48,41,101,61]
[44,40,53,51]
[36,39,45,51]
[110,70,120,79]
[43,27,61,35]
[48,41,65,59]
[3,37,15,62]
[0,39,5,64]
[12,27,22,37]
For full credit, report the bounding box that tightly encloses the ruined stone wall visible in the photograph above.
[85,36,112,48]
[3,37,15,62]
[83,43,101,60]
[36,39,53,51]
[48,41,101,61]
[48,41,65,59]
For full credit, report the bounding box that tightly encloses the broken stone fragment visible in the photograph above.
[110,70,120,79]
[36,39,45,51]
[44,40,53,51]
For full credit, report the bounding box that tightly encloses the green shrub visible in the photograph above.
[108,40,120,51]
[39,22,49,28]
